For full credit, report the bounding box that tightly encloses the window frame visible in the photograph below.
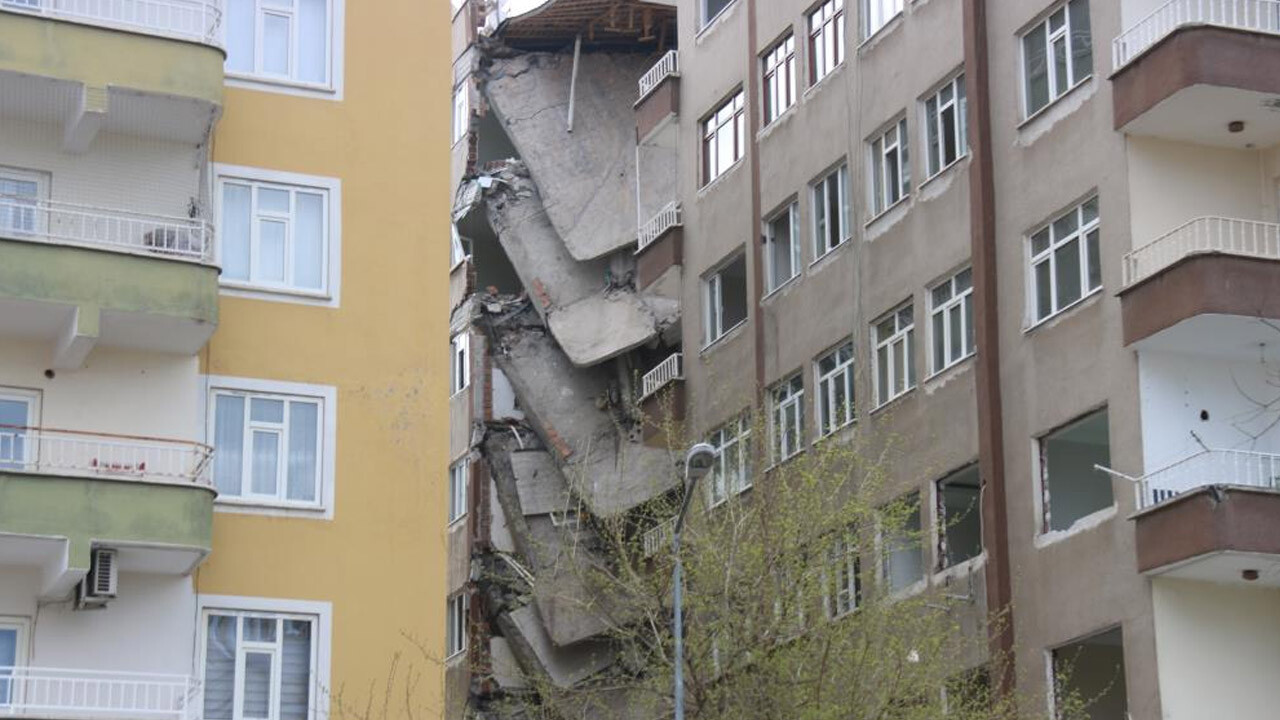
[1037,408,1113,536]
[868,117,910,219]
[815,340,855,437]
[223,0,345,99]
[879,492,925,595]
[808,0,846,85]
[862,0,903,41]
[823,530,861,619]
[702,252,748,348]
[761,33,797,126]
[0,617,30,708]
[873,303,916,408]
[1020,0,1093,119]
[450,332,470,396]
[935,464,983,571]
[702,90,747,186]
[451,82,470,146]
[448,457,468,526]
[707,415,751,507]
[922,73,968,179]
[446,592,468,659]
[700,0,737,29]
[0,166,48,238]
[770,373,805,464]
[0,387,40,471]
[215,165,342,307]
[763,201,801,294]
[811,163,850,260]
[1027,196,1101,326]
[929,267,975,375]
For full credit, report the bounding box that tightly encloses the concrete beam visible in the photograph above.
[51,304,100,370]
[63,85,109,154]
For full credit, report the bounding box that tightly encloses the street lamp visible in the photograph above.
[673,442,717,720]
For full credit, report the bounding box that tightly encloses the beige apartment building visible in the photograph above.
[445,0,1280,718]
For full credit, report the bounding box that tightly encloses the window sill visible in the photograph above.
[810,236,852,268]
[215,497,331,519]
[1016,76,1095,141]
[919,154,970,193]
[762,273,801,302]
[444,649,467,664]
[220,282,338,308]
[758,103,798,142]
[695,0,739,42]
[813,418,856,445]
[701,319,748,356]
[1023,286,1104,334]
[887,576,928,602]
[925,352,975,385]
[870,386,917,416]
[857,12,904,52]
[698,159,746,198]
[225,72,341,101]
[864,194,910,230]
[803,61,846,100]
[447,515,468,530]
[764,449,806,476]
[1034,505,1117,549]
[933,551,986,586]
[451,385,471,399]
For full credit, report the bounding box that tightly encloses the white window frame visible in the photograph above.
[224,0,345,99]
[0,617,29,708]
[450,332,470,396]
[702,90,746,186]
[929,267,975,375]
[197,595,331,720]
[700,0,737,29]
[1020,0,1092,118]
[762,34,797,126]
[1027,196,1101,326]
[812,163,850,259]
[862,0,903,40]
[0,387,40,471]
[809,0,845,84]
[448,458,468,526]
[873,303,915,408]
[868,117,909,219]
[706,416,751,507]
[702,253,747,348]
[446,593,468,659]
[763,201,801,294]
[215,165,342,307]
[0,167,48,238]
[922,74,968,179]
[771,373,805,463]
[879,492,925,596]
[823,532,859,619]
[205,376,337,519]
[815,340,855,437]
[451,82,470,146]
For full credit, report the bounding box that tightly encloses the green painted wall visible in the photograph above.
[0,10,224,106]
[0,472,214,571]
[0,240,218,325]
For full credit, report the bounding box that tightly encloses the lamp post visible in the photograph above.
[673,442,717,720]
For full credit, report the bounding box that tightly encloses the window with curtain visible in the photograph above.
[225,0,334,88]
[203,612,315,720]
[213,390,322,507]
[219,177,329,296]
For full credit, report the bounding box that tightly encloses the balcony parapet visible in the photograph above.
[1,195,214,265]
[0,425,213,488]
[640,352,683,400]
[0,0,223,47]
[638,50,678,101]
[0,667,200,720]
[636,202,681,254]
[1113,0,1280,70]
[1122,217,1280,288]
[1134,448,1280,509]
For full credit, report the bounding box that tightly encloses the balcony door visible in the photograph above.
[0,168,45,238]
[0,618,28,708]
[0,389,39,471]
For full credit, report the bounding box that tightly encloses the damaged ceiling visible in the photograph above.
[494,0,678,50]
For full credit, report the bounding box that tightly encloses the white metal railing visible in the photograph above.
[1136,448,1280,508]
[642,517,675,558]
[638,50,679,100]
[0,195,213,264]
[636,201,682,253]
[0,0,223,46]
[0,426,213,486]
[0,667,200,720]
[1113,0,1280,68]
[1122,216,1280,287]
[641,353,683,399]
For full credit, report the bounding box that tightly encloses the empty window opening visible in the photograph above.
[703,253,748,346]
[881,492,924,594]
[937,465,982,570]
[1040,409,1112,533]
[450,332,470,396]
[764,202,800,293]
[1051,627,1128,720]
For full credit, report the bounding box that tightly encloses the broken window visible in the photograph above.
[764,202,800,293]
[703,252,748,346]
[762,34,796,125]
[448,458,468,525]
[701,0,735,27]
[815,340,855,436]
[874,303,916,407]
[809,0,846,83]
[703,90,746,185]
[450,332,470,395]
[446,593,468,658]
[707,415,751,506]
[924,74,968,178]
[1051,627,1128,720]
[930,267,975,374]
[1040,409,1112,533]
[881,492,924,594]
[812,163,850,258]
[936,465,982,570]
[869,116,910,217]
[771,374,805,463]
[824,529,860,618]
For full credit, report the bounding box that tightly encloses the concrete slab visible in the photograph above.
[513,450,570,516]
[508,604,613,688]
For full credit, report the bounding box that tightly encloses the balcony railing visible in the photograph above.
[1136,448,1280,509]
[0,426,213,486]
[0,195,213,264]
[1113,0,1280,69]
[638,49,678,101]
[0,667,200,720]
[1122,216,1280,287]
[642,517,675,558]
[641,353,683,400]
[0,0,223,46]
[636,202,682,253]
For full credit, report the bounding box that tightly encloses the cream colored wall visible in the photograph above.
[1152,578,1280,720]
[1126,136,1275,248]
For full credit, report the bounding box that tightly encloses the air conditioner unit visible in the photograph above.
[76,548,118,609]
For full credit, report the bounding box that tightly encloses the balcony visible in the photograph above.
[1111,0,1280,147]
[1119,217,1280,346]
[0,667,200,720]
[0,0,223,46]
[0,198,219,365]
[639,353,685,444]
[635,202,683,292]
[0,425,215,597]
[636,50,679,143]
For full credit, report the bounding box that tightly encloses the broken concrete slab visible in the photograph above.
[525,516,614,646]
[507,604,613,688]
[547,292,659,367]
[513,450,570,516]
[489,637,530,690]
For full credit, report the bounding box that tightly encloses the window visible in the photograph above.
[212,389,324,508]
[1050,628,1128,719]
[446,593,468,658]
[451,332,470,395]
[771,374,805,463]
[0,168,44,237]
[1022,0,1092,117]
[0,619,26,707]
[703,91,746,185]
[762,35,797,125]
[1040,409,1111,533]
[936,465,982,570]
[702,253,748,346]
[218,170,337,298]
[707,416,751,506]
[764,202,800,293]
[450,224,471,267]
[449,458,468,525]
[701,0,735,27]
[881,493,924,594]
[225,0,338,90]
[824,531,860,618]
[869,118,909,217]
[863,0,902,39]
[812,164,850,258]
[1029,196,1100,324]
[809,0,845,83]
[451,83,469,145]
[0,389,37,471]
[202,611,316,720]
[874,304,915,407]
[930,267,975,374]
[924,74,968,178]
[815,341,855,436]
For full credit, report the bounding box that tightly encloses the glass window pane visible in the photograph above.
[1055,238,1082,307]
[242,652,273,719]
[1069,0,1093,83]
[263,14,291,76]
[251,431,281,496]
[926,97,940,175]
[1086,229,1101,291]
[251,398,285,423]
[287,401,319,502]
[964,294,975,354]
[933,311,946,371]
[949,305,962,362]
[1024,25,1049,113]
[258,188,290,214]
[225,0,255,73]
[259,220,287,283]
[243,617,277,643]
[221,184,252,281]
[281,620,312,720]
[1035,260,1053,319]
[1031,228,1051,257]
[294,192,324,290]
[1052,36,1069,96]
[877,345,890,402]
[298,0,328,84]
[1053,209,1078,240]
[203,616,237,720]
[942,104,957,165]
[213,395,245,496]
[1082,196,1099,225]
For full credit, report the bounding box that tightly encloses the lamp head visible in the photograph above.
[684,442,718,484]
